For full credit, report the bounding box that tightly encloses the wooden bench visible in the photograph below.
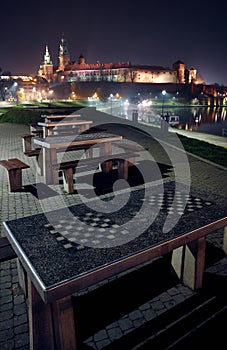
[29,124,43,137]
[20,134,35,152]
[0,158,30,192]
[52,151,139,194]
[0,236,17,263]
[23,145,96,176]
[24,148,43,174]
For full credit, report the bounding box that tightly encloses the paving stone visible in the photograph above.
[0,328,14,341]
[172,293,187,303]
[107,326,123,341]
[0,319,14,331]
[14,303,27,316]
[94,329,108,342]
[164,299,176,309]
[150,300,165,311]
[129,309,143,321]
[0,302,13,312]
[14,333,29,348]
[96,338,110,350]
[14,314,28,327]
[0,309,14,320]
[13,295,25,305]
[0,339,14,350]
[14,323,29,335]
[0,295,13,305]
[118,317,134,332]
[143,308,156,321]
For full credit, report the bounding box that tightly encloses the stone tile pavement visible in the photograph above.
[0,121,226,349]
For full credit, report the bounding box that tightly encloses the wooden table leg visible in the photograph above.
[28,278,77,350]
[171,236,206,290]
[99,142,112,172]
[43,149,58,185]
[28,278,55,350]
[52,296,77,350]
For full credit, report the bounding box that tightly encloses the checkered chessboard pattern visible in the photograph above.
[44,190,213,249]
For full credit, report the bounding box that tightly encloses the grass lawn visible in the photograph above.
[178,135,227,168]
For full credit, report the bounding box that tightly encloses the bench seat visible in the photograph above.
[52,151,138,194]
[24,148,41,157]
[0,158,30,192]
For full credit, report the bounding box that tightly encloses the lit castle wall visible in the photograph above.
[38,36,197,85]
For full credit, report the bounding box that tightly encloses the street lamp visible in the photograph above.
[109,93,114,115]
[161,90,166,117]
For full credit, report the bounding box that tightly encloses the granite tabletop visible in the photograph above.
[3,181,227,301]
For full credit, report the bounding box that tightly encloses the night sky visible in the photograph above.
[1,0,227,85]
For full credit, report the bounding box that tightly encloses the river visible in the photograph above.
[137,106,227,137]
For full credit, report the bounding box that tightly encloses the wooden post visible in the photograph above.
[99,142,112,172]
[52,296,77,350]
[63,168,74,194]
[21,135,33,152]
[8,168,23,191]
[28,278,55,350]
[43,149,58,185]
[171,237,206,290]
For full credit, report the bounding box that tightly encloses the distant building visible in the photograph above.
[37,36,198,85]
[38,45,54,83]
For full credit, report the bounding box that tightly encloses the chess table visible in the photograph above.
[38,119,93,137]
[3,181,227,349]
[34,132,123,184]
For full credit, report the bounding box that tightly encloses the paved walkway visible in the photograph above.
[0,120,226,349]
[170,127,227,148]
[139,119,227,148]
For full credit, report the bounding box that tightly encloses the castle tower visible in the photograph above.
[58,35,71,71]
[38,45,54,82]
[78,54,86,65]
[188,67,197,83]
[173,60,185,83]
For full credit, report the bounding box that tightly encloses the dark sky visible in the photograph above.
[1,0,227,85]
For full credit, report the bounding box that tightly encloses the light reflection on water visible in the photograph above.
[140,106,227,136]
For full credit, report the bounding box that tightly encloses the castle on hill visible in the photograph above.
[38,36,198,86]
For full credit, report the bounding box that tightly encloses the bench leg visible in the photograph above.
[22,137,33,152]
[171,237,206,290]
[99,143,112,173]
[63,168,74,194]
[8,169,23,191]
[118,160,129,180]
[36,153,43,176]
[118,157,135,180]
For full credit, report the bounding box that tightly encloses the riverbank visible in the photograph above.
[171,128,227,149]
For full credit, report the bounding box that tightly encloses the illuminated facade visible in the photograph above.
[38,36,197,85]
[38,46,54,82]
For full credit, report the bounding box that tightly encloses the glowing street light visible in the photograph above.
[109,93,114,115]
[161,90,166,117]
